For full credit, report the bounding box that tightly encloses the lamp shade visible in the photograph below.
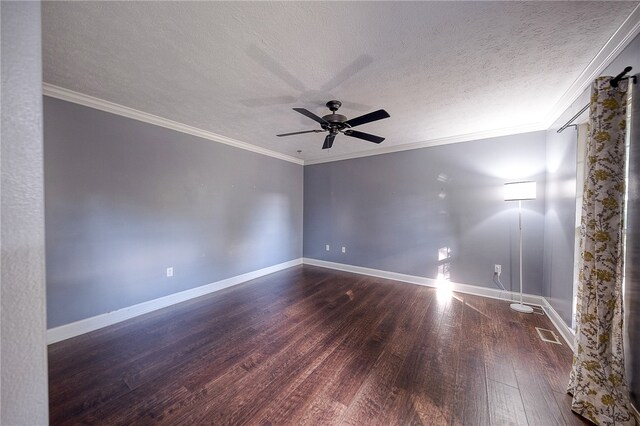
[504,181,536,201]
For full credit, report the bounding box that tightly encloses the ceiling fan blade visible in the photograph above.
[277,129,325,137]
[246,45,307,92]
[241,95,298,108]
[344,130,385,144]
[293,108,329,125]
[345,109,390,128]
[322,134,336,150]
[319,54,374,92]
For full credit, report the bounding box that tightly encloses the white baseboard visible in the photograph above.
[46,258,302,344]
[302,257,575,349]
[48,256,576,351]
[539,298,576,350]
[302,257,544,304]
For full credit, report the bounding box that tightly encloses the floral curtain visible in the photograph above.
[568,76,634,425]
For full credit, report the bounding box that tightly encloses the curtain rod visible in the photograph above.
[557,66,637,133]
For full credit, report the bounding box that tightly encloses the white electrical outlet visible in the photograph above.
[494,264,501,274]
[342,247,346,253]
[325,244,330,251]
[166,267,174,277]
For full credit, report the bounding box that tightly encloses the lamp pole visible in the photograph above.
[519,200,523,306]
[511,198,533,313]
[504,181,535,314]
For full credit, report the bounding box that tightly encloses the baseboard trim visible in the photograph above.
[302,257,543,304]
[302,257,575,349]
[539,298,576,350]
[631,403,640,423]
[46,258,303,344]
[48,257,576,350]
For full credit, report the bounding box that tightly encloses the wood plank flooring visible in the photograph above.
[48,265,589,425]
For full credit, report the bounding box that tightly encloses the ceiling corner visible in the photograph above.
[542,3,640,129]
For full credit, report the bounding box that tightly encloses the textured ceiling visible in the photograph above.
[42,2,638,163]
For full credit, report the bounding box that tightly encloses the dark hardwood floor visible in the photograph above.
[48,265,589,425]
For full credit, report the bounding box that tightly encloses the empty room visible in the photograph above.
[3,1,640,425]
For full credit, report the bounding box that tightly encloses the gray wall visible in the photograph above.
[1,1,50,424]
[542,128,577,325]
[625,68,640,411]
[44,97,303,328]
[304,132,547,295]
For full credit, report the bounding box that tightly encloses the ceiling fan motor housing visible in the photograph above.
[322,101,349,132]
[321,114,349,132]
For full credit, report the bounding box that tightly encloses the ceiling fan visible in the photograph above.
[277,100,390,149]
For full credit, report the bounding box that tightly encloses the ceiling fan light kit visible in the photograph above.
[277,100,390,150]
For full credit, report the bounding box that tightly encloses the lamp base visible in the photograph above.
[510,303,534,314]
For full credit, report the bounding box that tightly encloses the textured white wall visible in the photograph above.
[1,1,49,424]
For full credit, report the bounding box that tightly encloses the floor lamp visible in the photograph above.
[504,181,536,314]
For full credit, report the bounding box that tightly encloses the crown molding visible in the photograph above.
[45,3,639,168]
[303,122,546,165]
[307,4,640,166]
[44,83,542,168]
[42,83,304,165]
[543,3,640,128]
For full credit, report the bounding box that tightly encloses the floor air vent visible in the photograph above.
[536,327,562,345]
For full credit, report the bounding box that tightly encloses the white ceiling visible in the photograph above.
[42,2,639,164]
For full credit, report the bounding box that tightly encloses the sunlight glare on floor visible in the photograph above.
[436,274,453,302]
